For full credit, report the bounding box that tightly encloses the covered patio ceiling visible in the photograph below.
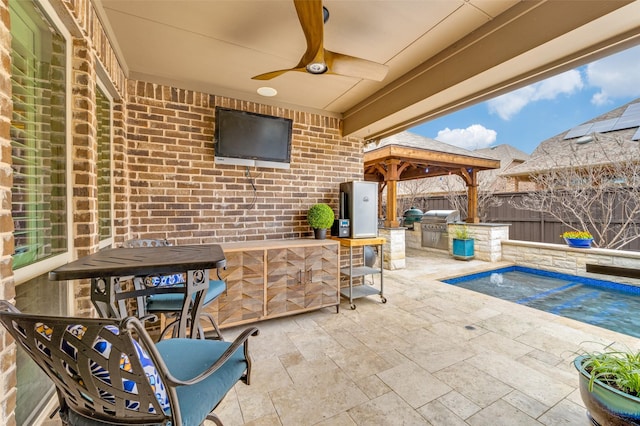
[94,0,640,142]
[364,132,500,226]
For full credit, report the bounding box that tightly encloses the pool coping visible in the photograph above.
[441,265,640,295]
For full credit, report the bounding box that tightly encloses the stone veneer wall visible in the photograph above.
[451,223,510,262]
[406,223,510,262]
[502,240,640,286]
[379,227,405,270]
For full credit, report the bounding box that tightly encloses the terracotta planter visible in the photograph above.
[574,355,640,425]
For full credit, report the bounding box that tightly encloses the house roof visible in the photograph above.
[504,99,640,177]
[366,131,498,161]
[92,1,640,141]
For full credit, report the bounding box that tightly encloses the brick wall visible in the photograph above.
[0,0,366,422]
[71,38,99,316]
[0,0,15,422]
[124,84,364,244]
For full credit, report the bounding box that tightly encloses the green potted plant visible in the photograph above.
[561,230,594,248]
[574,346,640,424]
[451,224,474,260]
[307,203,335,239]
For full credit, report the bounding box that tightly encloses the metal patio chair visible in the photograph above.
[0,300,258,426]
[122,238,226,340]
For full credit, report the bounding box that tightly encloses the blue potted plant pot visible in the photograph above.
[564,238,593,248]
[574,355,640,424]
[452,238,474,260]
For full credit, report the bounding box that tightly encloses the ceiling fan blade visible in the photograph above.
[325,50,389,81]
[252,0,388,81]
[294,0,325,66]
[252,67,306,81]
[252,0,325,80]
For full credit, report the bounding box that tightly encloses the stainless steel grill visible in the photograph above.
[421,210,460,249]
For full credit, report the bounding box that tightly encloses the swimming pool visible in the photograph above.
[442,266,640,338]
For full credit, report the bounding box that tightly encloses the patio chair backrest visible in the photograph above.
[0,300,173,424]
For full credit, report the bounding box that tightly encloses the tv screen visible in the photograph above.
[214,107,293,169]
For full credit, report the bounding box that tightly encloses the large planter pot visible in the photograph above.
[565,238,593,248]
[574,355,640,425]
[452,238,474,260]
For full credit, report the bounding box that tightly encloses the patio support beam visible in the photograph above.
[343,0,635,139]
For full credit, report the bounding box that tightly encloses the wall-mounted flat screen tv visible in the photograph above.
[214,107,293,169]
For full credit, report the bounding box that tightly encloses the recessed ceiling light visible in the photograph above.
[257,87,277,97]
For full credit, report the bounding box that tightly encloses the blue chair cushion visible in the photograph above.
[146,279,226,313]
[56,324,170,414]
[155,338,248,426]
[144,273,186,287]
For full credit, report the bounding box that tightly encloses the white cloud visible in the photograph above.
[587,45,640,106]
[487,70,583,120]
[435,124,496,150]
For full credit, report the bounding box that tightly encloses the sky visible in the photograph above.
[410,44,640,155]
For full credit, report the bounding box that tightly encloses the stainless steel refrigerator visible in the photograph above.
[339,181,378,238]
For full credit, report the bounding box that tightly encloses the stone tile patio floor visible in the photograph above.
[46,249,640,425]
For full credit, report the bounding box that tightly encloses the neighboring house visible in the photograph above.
[502,98,640,188]
[475,144,532,192]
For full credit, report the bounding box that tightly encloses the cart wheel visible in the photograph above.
[381,297,387,304]
[350,304,356,310]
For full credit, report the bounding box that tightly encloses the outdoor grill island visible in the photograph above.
[421,210,461,250]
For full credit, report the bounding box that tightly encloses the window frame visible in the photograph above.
[12,0,73,289]
[96,78,115,250]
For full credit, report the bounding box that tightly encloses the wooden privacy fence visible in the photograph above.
[399,192,640,252]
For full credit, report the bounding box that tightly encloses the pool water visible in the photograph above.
[443,266,640,338]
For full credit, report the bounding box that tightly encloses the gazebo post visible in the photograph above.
[467,184,480,223]
[386,180,400,228]
[381,159,401,228]
[460,167,480,223]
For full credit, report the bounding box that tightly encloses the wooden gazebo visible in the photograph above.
[364,132,501,227]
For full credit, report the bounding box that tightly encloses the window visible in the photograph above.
[11,0,68,270]
[96,84,113,247]
[10,0,70,423]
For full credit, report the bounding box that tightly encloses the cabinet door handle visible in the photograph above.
[308,268,312,283]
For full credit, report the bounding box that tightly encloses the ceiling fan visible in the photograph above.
[252,0,389,81]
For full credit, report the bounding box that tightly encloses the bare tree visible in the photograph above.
[510,134,640,249]
[396,178,436,216]
[438,174,504,222]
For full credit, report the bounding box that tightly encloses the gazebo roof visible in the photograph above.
[363,131,500,225]
[364,131,500,182]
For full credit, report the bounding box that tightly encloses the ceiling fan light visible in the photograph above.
[306,62,328,74]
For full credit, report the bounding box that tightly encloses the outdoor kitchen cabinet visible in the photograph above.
[266,243,339,316]
[333,236,386,310]
[204,239,340,329]
[213,249,265,327]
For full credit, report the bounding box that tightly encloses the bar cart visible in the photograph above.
[333,237,386,309]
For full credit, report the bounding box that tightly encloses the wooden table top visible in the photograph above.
[49,244,226,281]
[329,236,386,247]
